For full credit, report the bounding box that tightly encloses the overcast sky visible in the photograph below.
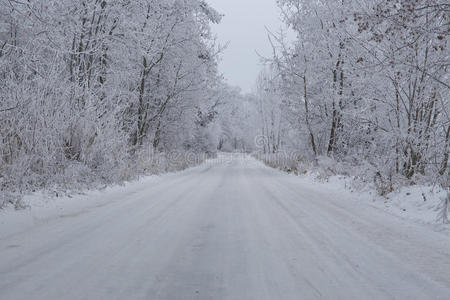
[207,0,284,94]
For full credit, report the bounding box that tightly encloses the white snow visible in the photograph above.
[1,154,449,300]
[0,165,209,240]
[290,170,449,227]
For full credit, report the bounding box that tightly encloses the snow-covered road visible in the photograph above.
[1,154,450,300]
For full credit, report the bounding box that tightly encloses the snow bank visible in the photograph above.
[0,157,214,239]
[318,175,449,226]
[254,153,449,226]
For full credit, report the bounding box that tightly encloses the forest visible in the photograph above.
[1,0,224,206]
[0,0,448,207]
[249,0,449,198]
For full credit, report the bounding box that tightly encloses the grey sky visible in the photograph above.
[207,0,283,93]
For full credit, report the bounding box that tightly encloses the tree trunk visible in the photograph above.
[303,74,317,156]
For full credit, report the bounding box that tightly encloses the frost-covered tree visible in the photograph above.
[268,0,448,188]
[0,0,223,205]
[214,85,260,152]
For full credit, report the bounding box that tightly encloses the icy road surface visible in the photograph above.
[1,154,450,300]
